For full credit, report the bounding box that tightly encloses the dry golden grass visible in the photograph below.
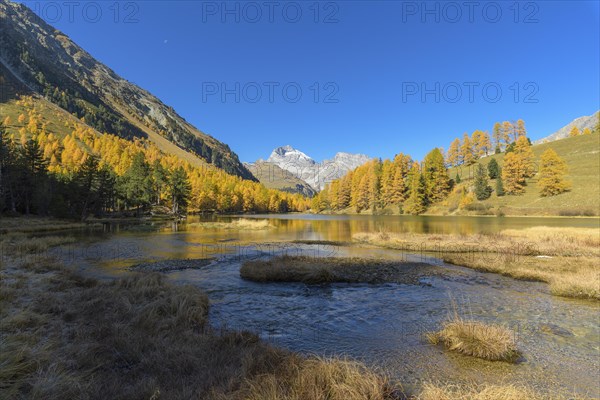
[417,383,542,400]
[355,227,600,300]
[426,315,520,362]
[234,357,395,400]
[0,217,95,234]
[0,248,395,399]
[240,255,438,284]
[500,227,600,255]
[354,226,599,257]
[189,218,272,230]
[0,232,76,257]
[443,254,600,301]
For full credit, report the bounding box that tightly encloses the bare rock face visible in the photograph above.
[534,111,599,144]
[0,0,255,180]
[263,145,370,191]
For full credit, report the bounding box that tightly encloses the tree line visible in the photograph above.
[0,97,310,219]
[314,118,577,215]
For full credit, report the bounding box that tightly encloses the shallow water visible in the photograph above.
[53,214,600,396]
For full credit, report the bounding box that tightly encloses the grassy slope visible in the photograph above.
[443,133,600,216]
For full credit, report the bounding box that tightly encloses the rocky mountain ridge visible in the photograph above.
[253,145,371,191]
[0,0,255,180]
[535,111,599,144]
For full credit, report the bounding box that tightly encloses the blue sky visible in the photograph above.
[20,0,600,162]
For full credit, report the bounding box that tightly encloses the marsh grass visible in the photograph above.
[443,254,600,301]
[0,217,95,234]
[188,218,272,230]
[240,255,438,284]
[1,252,395,400]
[355,227,600,300]
[232,357,396,400]
[354,226,599,257]
[418,383,542,400]
[426,316,520,362]
[0,233,76,257]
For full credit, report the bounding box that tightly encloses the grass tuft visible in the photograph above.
[426,316,520,362]
[418,382,542,400]
[240,255,438,284]
[188,218,272,230]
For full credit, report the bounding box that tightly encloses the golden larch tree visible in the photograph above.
[516,119,527,138]
[492,122,503,151]
[460,133,475,165]
[514,135,535,177]
[447,138,461,166]
[502,152,527,194]
[473,130,491,158]
[569,126,580,137]
[502,121,514,146]
[538,148,570,196]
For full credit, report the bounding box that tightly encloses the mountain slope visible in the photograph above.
[535,111,599,144]
[263,145,370,191]
[0,0,255,180]
[244,160,317,197]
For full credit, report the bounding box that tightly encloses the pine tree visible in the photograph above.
[454,172,461,184]
[474,163,492,200]
[495,172,505,196]
[120,152,153,214]
[96,164,116,215]
[152,160,169,205]
[423,148,450,203]
[569,126,580,137]
[487,158,500,179]
[168,166,191,214]
[21,138,49,214]
[583,128,592,135]
[404,163,426,215]
[447,138,461,166]
[538,148,570,196]
[74,155,100,220]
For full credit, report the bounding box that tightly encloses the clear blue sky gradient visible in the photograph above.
[19,0,600,162]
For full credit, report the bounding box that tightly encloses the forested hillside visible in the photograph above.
[0,95,309,219]
[313,119,600,216]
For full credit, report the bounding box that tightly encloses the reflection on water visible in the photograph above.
[56,214,600,397]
